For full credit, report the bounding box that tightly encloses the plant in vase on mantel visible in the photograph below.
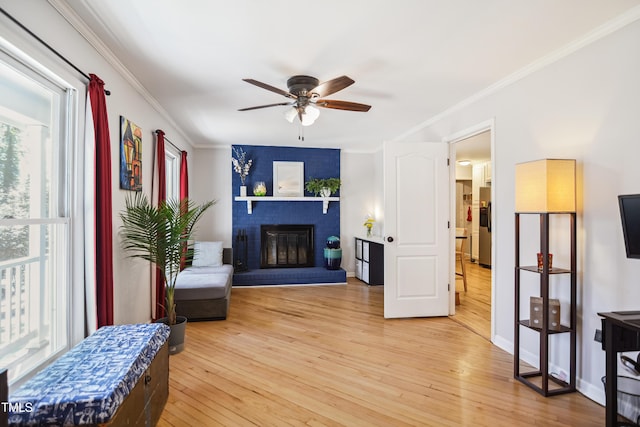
[253,181,267,196]
[305,177,341,197]
[232,147,252,196]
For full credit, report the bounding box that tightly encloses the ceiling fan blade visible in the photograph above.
[242,79,296,99]
[315,99,371,112]
[238,102,292,111]
[312,75,355,98]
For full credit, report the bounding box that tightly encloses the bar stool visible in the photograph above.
[456,228,468,292]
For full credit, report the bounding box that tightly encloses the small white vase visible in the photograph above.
[240,185,247,197]
[320,187,331,197]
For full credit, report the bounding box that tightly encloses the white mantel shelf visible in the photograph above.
[234,196,339,214]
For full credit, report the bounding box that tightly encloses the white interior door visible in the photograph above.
[384,141,450,318]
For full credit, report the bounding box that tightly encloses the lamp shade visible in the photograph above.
[284,106,297,123]
[515,159,576,213]
[301,104,320,126]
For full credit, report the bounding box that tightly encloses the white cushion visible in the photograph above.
[192,241,223,267]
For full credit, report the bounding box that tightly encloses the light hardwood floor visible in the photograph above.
[452,258,492,340]
[158,278,604,426]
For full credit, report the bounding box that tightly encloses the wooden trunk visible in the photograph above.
[95,342,169,427]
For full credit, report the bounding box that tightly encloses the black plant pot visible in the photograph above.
[155,315,188,355]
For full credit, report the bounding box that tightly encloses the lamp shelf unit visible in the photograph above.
[514,158,577,397]
[234,196,339,214]
[514,212,577,397]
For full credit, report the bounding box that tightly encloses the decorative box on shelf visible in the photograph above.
[529,297,561,331]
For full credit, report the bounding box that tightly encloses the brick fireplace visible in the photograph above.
[231,145,345,286]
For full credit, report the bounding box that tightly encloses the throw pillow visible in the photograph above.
[192,241,223,267]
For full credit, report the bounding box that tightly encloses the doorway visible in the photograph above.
[451,128,493,340]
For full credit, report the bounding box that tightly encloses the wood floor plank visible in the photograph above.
[453,257,492,339]
[159,279,603,426]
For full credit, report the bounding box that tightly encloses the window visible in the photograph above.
[165,148,179,201]
[0,53,73,384]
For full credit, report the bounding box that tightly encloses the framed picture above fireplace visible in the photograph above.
[273,161,304,196]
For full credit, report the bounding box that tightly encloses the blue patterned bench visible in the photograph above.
[8,323,170,426]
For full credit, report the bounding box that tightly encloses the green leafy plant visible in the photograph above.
[305,177,341,196]
[119,192,216,325]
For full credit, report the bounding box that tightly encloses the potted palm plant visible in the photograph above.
[119,192,215,353]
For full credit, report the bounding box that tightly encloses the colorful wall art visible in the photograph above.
[119,116,142,191]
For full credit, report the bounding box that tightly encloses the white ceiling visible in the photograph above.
[58,0,639,153]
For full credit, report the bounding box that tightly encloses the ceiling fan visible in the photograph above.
[239,75,371,127]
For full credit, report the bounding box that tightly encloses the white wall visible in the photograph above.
[1,1,199,325]
[340,150,383,274]
[397,17,640,404]
[190,147,233,246]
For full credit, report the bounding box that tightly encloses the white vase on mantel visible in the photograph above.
[320,187,331,197]
[240,185,247,197]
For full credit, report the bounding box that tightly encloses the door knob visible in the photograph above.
[387,236,394,242]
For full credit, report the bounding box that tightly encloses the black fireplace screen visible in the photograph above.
[260,224,314,268]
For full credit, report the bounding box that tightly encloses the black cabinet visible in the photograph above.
[514,212,577,396]
[599,312,640,426]
[355,237,384,285]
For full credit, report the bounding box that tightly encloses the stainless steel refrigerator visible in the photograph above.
[479,187,492,268]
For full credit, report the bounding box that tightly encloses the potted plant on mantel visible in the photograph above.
[305,177,341,197]
[119,192,215,354]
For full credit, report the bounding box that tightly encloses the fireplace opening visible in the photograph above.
[260,224,314,268]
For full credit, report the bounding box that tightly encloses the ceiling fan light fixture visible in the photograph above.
[301,104,320,127]
[284,106,297,123]
[242,75,370,131]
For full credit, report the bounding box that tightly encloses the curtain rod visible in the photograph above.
[155,130,183,153]
[0,7,111,95]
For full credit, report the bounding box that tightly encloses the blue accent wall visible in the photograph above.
[232,145,340,270]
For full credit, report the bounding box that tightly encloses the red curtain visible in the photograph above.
[180,151,188,201]
[155,130,167,320]
[179,151,189,270]
[88,74,113,327]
